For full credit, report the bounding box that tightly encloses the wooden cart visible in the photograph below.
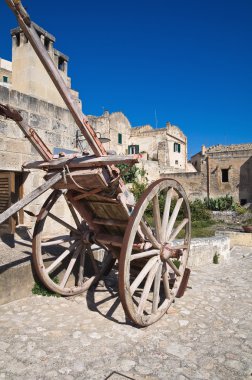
[0,0,191,327]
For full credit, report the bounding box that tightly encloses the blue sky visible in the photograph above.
[1,0,251,157]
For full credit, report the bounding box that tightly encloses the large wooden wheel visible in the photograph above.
[119,179,191,326]
[32,190,113,296]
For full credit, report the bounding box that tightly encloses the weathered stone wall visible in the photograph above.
[0,85,78,165]
[204,150,252,203]
[161,171,206,200]
[0,85,79,231]
[137,160,160,182]
[0,58,12,87]
[191,145,252,204]
[88,111,131,155]
[11,24,81,109]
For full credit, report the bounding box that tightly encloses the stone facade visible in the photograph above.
[10,23,80,109]
[0,85,79,233]
[0,59,12,88]
[192,144,252,204]
[87,111,131,155]
[85,113,192,179]
[164,143,252,204]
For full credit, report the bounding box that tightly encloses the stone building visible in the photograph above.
[86,112,191,181]
[192,144,252,204]
[0,58,12,88]
[165,143,252,204]
[0,24,81,235]
[10,23,81,109]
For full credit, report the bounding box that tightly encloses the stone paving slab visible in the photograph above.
[0,246,251,380]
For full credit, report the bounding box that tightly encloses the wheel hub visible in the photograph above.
[160,243,183,262]
[160,243,172,261]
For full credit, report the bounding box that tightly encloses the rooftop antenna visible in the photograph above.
[154,108,158,129]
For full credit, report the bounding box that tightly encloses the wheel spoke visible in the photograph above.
[48,212,79,234]
[165,197,183,241]
[152,195,161,242]
[130,249,159,261]
[65,197,82,229]
[167,258,181,276]
[162,263,171,299]
[152,263,162,313]
[60,244,82,288]
[169,218,189,242]
[41,235,73,247]
[140,220,161,249]
[130,256,159,294]
[137,261,160,315]
[161,188,173,243]
[45,240,79,274]
[78,245,86,286]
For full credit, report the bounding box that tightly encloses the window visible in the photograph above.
[174,143,181,153]
[128,145,139,154]
[3,76,8,83]
[58,57,65,71]
[175,160,178,165]
[221,169,229,183]
[118,133,122,144]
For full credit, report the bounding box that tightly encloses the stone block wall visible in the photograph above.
[0,85,79,231]
[161,171,206,200]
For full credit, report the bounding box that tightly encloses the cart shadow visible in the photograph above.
[86,271,137,328]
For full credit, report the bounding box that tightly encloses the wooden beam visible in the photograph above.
[93,218,128,227]
[0,172,63,225]
[22,154,140,170]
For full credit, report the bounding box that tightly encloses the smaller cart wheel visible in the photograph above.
[32,190,113,296]
[119,179,191,326]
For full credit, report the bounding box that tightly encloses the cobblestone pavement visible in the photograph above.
[0,247,251,380]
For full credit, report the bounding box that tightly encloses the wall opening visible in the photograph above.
[58,57,65,71]
[174,143,181,153]
[15,33,20,47]
[118,133,122,144]
[128,145,139,154]
[0,171,24,235]
[45,38,50,51]
[221,168,229,183]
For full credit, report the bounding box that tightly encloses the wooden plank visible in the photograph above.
[23,154,140,170]
[93,218,128,227]
[0,172,63,225]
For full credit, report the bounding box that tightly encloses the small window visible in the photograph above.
[45,38,50,51]
[3,76,8,83]
[174,143,181,153]
[128,145,139,154]
[221,169,229,182]
[58,57,65,71]
[118,133,122,144]
[175,160,178,165]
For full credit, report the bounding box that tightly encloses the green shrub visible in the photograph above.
[131,180,148,202]
[117,164,138,183]
[32,277,60,297]
[213,252,220,264]
[189,199,211,221]
[234,203,247,215]
[204,195,235,211]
